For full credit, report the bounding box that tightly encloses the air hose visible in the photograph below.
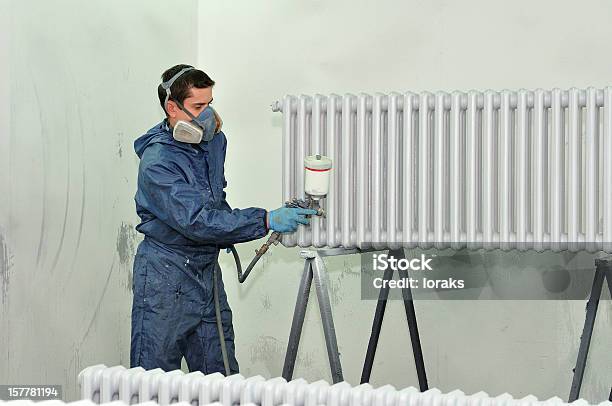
[212,262,230,375]
[229,198,324,283]
[212,233,283,376]
[213,198,324,375]
[229,232,282,283]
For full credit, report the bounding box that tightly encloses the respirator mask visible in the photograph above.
[160,66,222,144]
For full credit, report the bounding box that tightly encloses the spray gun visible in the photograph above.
[230,154,332,283]
[215,154,332,376]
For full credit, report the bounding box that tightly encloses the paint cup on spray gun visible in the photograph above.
[235,154,332,283]
[304,154,332,200]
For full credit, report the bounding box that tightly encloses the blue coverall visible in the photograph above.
[130,120,268,373]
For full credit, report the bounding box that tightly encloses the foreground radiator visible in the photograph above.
[0,402,191,406]
[272,88,612,252]
[77,364,609,406]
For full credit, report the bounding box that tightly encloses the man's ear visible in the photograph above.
[166,100,178,118]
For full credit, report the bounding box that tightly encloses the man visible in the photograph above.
[130,64,315,374]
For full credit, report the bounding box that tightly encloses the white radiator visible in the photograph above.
[0,401,222,406]
[0,402,167,406]
[0,402,119,406]
[272,88,612,252]
[77,364,609,406]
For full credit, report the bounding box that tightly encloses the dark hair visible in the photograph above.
[158,64,215,114]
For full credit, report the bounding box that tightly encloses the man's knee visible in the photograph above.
[130,304,183,371]
[183,319,239,375]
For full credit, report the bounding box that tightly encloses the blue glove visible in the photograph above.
[267,207,318,233]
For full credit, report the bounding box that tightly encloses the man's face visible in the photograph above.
[167,86,213,126]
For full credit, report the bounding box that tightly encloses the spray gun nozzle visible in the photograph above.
[284,197,325,218]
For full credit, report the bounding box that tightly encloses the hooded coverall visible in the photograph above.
[130,120,268,373]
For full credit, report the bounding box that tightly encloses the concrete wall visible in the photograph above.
[198,1,611,403]
[0,0,198,400]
